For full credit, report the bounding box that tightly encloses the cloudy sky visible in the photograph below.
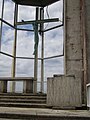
[0,0,64,92]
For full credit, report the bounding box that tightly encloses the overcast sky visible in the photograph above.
[0,0,64,92]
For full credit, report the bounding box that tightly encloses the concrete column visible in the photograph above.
[47,0,83,108]
[64,0,84,103]
[64,0,83,78]
[84,0,90,84]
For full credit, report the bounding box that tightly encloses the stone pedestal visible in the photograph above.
[47,75,82,108]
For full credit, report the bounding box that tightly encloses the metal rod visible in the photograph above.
[11,3,18,92]
[16,18,59,25]
[0,0,5,93]
[0,19,34,31]
[0,51,63,60]
[63,0,67,75]
[0,0,4,50]
[0,77,34,81]
[44,54,64,60]
[44,24,63,32]
[0,18,15,29]
[16,56,41,60]
[0,51,13,58]
[40,7,44,93]
[0,19,63,33]
[33,7,39,93]
[17,28,34,32]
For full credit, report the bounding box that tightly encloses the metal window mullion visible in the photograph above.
[34,7,39,93]
[11,3,18,92]
[0,0,4,51]
[40,7,44,93]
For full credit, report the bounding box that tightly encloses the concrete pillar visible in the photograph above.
[64,0,90,104]
[64,0,84,103]
[47,0,83,108]
[84,0,90,83]
[64,0,83,79]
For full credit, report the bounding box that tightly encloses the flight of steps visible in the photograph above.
[0,93,47,108]
[0,93,89,119]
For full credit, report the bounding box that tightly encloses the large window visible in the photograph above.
[0,0,64,93]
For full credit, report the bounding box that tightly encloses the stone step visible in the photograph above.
[0,114,89,120]
[0,107,89,120]
[0,93,46,97]
[0,95,46,100]
[0,98,46,103]
[0,102,47,108]
[0,93,46,100]
[0,93,47,108]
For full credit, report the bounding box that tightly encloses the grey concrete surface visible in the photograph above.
[0,107,89,117]
[0,107,89,119]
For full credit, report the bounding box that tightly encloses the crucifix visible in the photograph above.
[16,8,59,93]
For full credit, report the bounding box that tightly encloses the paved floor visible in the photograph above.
[0,107,90,117]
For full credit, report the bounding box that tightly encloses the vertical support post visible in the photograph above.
[80,0,87,104]
[0,0,4,50]
[33,7,39,93]
[11,3,18,93]
[64,0,67,75]
[23,79,33,93]
[0,80,7,93]
[84,0,90,104]
[40,8,44,93]
[0,0,7,93]
[64,0,83,103]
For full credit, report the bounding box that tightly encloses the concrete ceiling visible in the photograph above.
[12,0,60,7]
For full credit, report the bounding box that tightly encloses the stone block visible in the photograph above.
[47,75,82,108]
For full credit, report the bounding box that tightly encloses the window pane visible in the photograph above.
[7,81,23,93]
[18,5,35,30]
[0,54,12,77]
[0,0,3,18]
[1,23,14,55]
[16,30,34,57]
[16,59,34,77]
[15,81,23,93]
[44,0,63,29]
[44,57,64,80]
[3,0,14,25]
[18,5,35,22]
[44,27,63,57]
